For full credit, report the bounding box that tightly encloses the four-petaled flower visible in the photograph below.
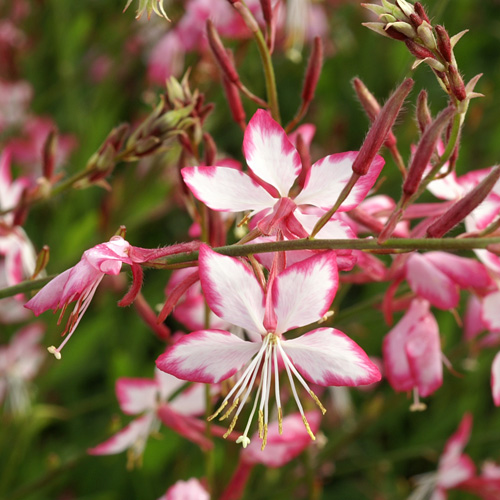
[156,245,381,449]
[182,109,385,239]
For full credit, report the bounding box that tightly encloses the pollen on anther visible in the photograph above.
[223,414,238,439]
[309,389,327,415]
[302,414,316,441]
[220,397,239,421]
[207,400,228,421]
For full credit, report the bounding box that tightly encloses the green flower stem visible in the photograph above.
[251,21,280,122]
[0,275,56,299]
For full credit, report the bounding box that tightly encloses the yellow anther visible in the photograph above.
[302,415,316,441]
[309,390,327,415]
[278,407,283,435]
[220,398,239,421]
[261,424,268,450]
[223,415,238,439]
[207,400,227,421]
[258,409,264,438]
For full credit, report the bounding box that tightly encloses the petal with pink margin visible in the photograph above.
[199,245,266,334]
[405,312,443,397]
[294,152,385,211]
[481,291,500,332]
[182,166,276,213]
[272,252,338,334]
[406,253,459,310]
[88,414,153,455]
[156,330,260,383]
[116,378,157,415]
[281,328,381,386]
[243,109,301,197]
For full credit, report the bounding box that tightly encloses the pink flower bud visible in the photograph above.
[435,25,453,63]
[206,20,240,84]
[448,65,467,101]
[403,105,455,197]
[203,132,217,166]
[416,89,432,133]
[427,165,500,237]
[414,2,431,24]
[301,37,323,104]
[42,129,57,181]
[259,0,272,25]
[404,39,435,59]
[352,78,414,176]
[222,75,246,128]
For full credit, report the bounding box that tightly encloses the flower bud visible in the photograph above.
[448,65,467,101]
[387,21,416,39]
[427,166,500,237]
[301,37,323,104]
[403,105,455,197]
[352,78,414,176]
[203,132,217,166]
[32,245,50,279]
[396,0,415,19]
[206,20,241,83]
[414,3,430,24]
[417,22,436,50]
[404,39,435,59]
[222,74,246,128]
[259,0,272,25]
[416,89,432,133]
[435,25,453,63]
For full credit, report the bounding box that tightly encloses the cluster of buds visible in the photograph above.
[362,1,479,106]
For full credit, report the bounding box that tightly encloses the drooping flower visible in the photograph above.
[156,245,380,448]
[88,369,210,468]
[24,237,200,358]
[25,236,134,359]
[383,299,443,409]
[181,109,384,239]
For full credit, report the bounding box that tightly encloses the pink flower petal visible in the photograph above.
[242,411,321,467]
[156,330,260,383]
[282,327,381,386]
[424,252,493,290]
[405,315,443,397]
[116,378,157,415]
[182,166,276,213]
[406,253,459,310]
[294,152,385,211]
[481,291,500,332]
[88,414,153,455]
[199,245,266,334]
[492,352,500,406]
[272,252,338,334]
[243,109,301,196]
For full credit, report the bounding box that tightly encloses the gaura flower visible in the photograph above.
[157,478,209,500]
[88,369,209,468]
[383,299,443,409]
[25,236,133,359]
[181,109,384,239]
[156,245,380,449]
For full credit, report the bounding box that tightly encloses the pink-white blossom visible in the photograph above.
[383,299,443,407]
[181,109,384,239]
[157,478,209,500]
[89,369,208,468]
[157,245,380,448]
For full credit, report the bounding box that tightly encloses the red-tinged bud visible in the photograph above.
[178,132,194,155]
[133,293,170,341]
[158,270,199,324]
[353,77,398,147]
[301,37,323,104]
[414,3,430,24]
[403,105,455,197]
[203,132,217,166]
[42,130,57,181]
[409,13,422,28]
[404,39,435,59]
[117,263,143,307]
[233,2,259,33]
[448,65,467,101]
[259,0,272,25]
[427,166,500,237]
[385,25,409,41]
[115,225,127,238]
[32,245,50,279]
[222,76,246,128]
[435,25,452,63]
[206,20,240,83]
[352,78,414,176]
[416,89,432,133]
